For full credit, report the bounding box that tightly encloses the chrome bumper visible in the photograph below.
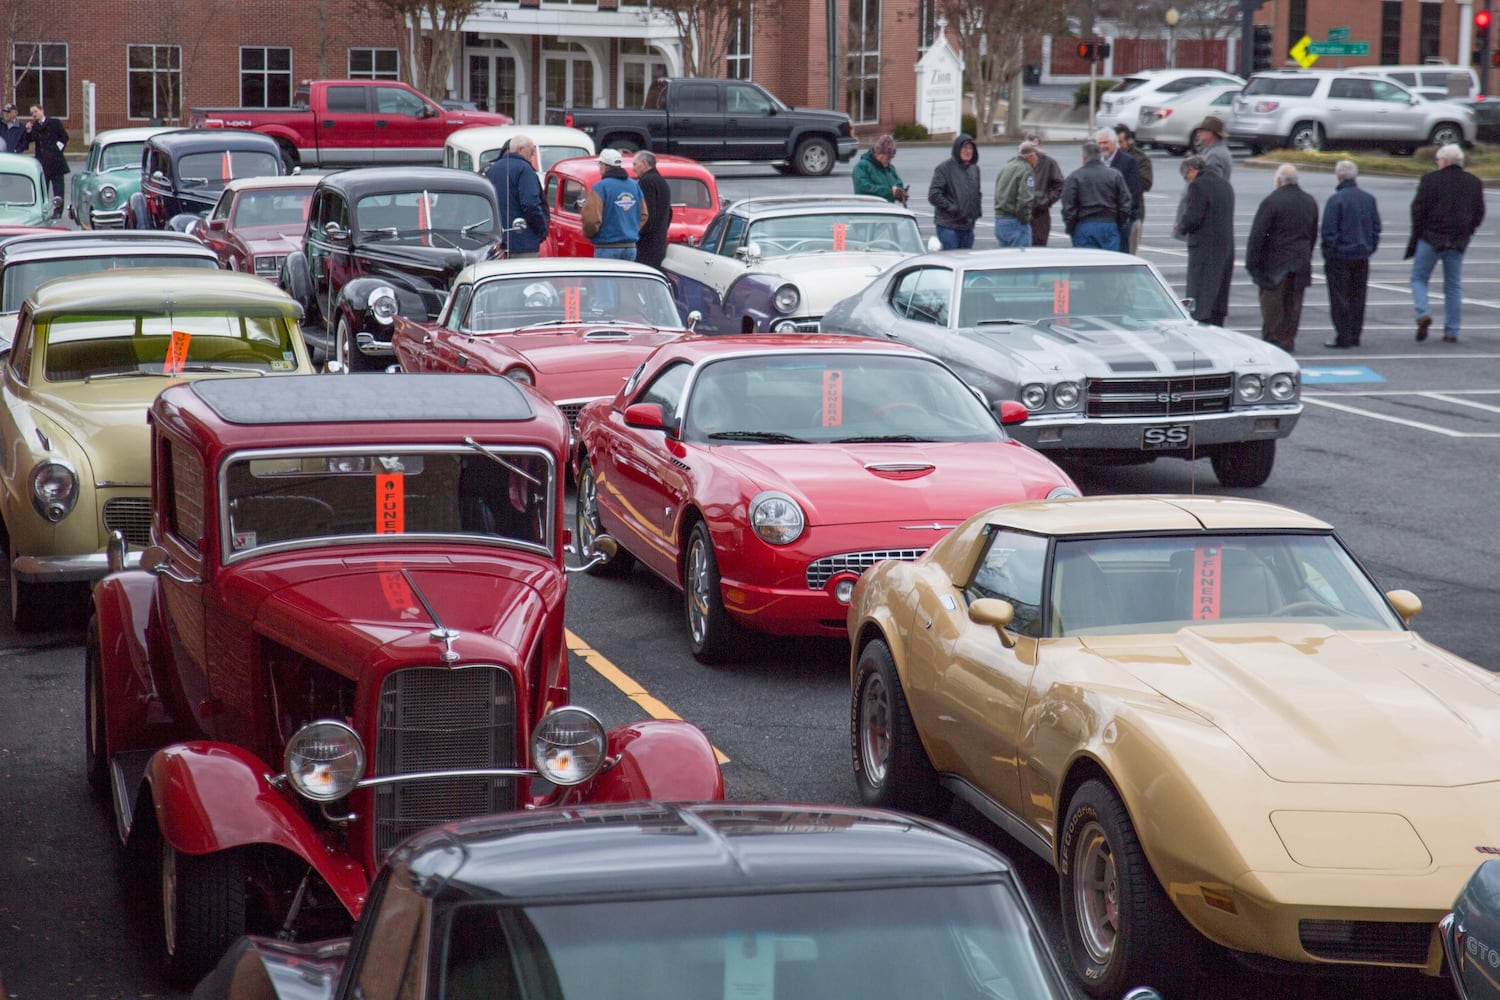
[89,209,129,229]
[1007,405,1302,452]
[12,549,142,583]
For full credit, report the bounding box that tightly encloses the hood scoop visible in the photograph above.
[583,328,632,341]
[865,462,936,480]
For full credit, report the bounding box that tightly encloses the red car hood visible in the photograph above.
[508,327,684,375]
[709,441,1073,527]
[237,225,305,256]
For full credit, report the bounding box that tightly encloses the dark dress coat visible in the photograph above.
[1105,151,1142,222]
[19,116,69,177]
[1245,183,1319,290]
[635,166,673,269]
[1176,170,1235,324]
[1404,163,1486,257]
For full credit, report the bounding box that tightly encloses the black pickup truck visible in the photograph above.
[546,77,858,176]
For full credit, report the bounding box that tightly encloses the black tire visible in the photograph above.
[276,139,298,174]
[1245,143,1263,156]
[793,137,836,177]
[1210,439,1276,488]
[159,840,248,987]
[1059,779,1192,998]
[683,520,738,664]
[1428,123,1464,149]
[603,136,641,154]
[8,535,47,630]
[280,252,319,326]
[85,617,109,798]
[1164,145,1188,157]
[1288,121,1324,152]
[851,639,951,815]
[333,315,380,373]
[575,456,636,577]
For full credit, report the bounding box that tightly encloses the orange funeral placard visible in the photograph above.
[831,222,847,252]
[1192,545,1222,621]
[377,473,406,534]
[821,369,844,427]
[417,193,432,230]
[563,285,581,323]
[221,151,232,181]
[163,330,192,374]
[1052,278,1070,316]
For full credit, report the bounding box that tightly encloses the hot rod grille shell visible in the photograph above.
[372,665,518,860]
[102,497,153,546]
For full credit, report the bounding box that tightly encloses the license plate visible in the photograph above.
[1142,424,1193,450]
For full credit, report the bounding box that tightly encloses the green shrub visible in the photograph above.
[891,122,930,141]
[1073,79,1118,110]
[961,113,977,138]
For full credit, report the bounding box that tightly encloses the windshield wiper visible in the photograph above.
[513,320,589,332]
[463,436,543,485]
[84,370,169,382]
[176,363,266,375]
[705,430,808,443]
[832,434,928,443]
[975,317,1043,326]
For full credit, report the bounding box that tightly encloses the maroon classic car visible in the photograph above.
[190,174,320,280]
[86,373,725,985]
[391,257,688,433]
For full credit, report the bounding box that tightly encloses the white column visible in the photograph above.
[1458,1,1474,68]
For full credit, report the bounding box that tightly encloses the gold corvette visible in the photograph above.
[848,494,1499,996]
[1,268,315,627]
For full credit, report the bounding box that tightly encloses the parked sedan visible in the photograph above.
[665,195,924,334]
[445,123,595,178]
[128,128,286,230]
[572,335,1079,663]
[188,173,320,280]
[541,151,720,257]
[821,248,1301,487]
[849,494,1500,996]
[392,257,688,432]
[1135,83,1243,155]
[68,125,179,228]
[0,153,51,227]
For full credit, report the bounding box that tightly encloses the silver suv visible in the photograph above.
[1228,69,1476,154]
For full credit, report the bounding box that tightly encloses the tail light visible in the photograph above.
[1253,101,1280,113]
[564,113,574,127]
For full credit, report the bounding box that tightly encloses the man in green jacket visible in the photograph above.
[993,142,1038,247]
[852,134,907,204]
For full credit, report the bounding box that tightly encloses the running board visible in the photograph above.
[941,774,1054,864]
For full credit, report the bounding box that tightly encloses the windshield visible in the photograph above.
[440,882,1066,1000]
[3,255,219,313]
[231,188,314,229]
[463,273,683,331]
[956,263,1186,327]
[100,140,147,172]
[744,213,923,257]
[176,150,284,191]
[355,189,496,237]
[1039,533,1404,637]
[0,174,38,207]
[223,446,554,560]
[682,353,1003,444]
[42,310,300,380]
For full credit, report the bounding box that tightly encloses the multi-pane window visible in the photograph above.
[1417,2,1441,63]
[350,48,400,80]
[12,43,69,117]
[726,11,753,79]
[621,39,668,107]
[917,0,940,51]
[1380,2,1401,65]
[1288,0,1307,45]
[241,47,293,107]
[845,0,881,124]
[127,44,181,121]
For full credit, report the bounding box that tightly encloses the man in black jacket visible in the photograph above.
[1060,141,1131,252]
[1173,155,1235,326]
[18,104,68,218]
[927,134,981,250]
[1245,164,1319,354]
[632,151,673,271]
[1406,144,1486,343]
[1025,131,1063,247]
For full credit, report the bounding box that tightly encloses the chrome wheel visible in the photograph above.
[334,317,353,373]
[576,467,600,555]
[1071,819,1120,966]
[857,670,891,786]
[685,534,712,646]
[161,840,180,961]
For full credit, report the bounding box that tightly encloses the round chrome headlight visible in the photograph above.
[772,319,799,333]
[283,720,365,801]
[30,461,78,522]
[1047,485,1081,499]
[750,490,805,545]
[532,707,607,786]
[1020,383,1048,410]
[503,365,534,386]
[1051,382,1080,409]
[1237,373,1265,402]
[773,284,800,314]
[99,185,118,206]
[370,285,399,323]
[1268,372,1298,400]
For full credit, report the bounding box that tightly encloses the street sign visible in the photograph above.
[1307,41,1369,56]
[1290,35,1319,68]
[1327,26,1350,41]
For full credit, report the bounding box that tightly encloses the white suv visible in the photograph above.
[1097,68,1246,132]
[1228,70,1476,154]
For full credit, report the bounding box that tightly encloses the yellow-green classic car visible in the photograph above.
[1,268,316,627]
[848,495,1500,997]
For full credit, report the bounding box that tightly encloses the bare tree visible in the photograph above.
[1097,0,1239,40]
[645,0,778,77]
[1,0,50,108]
[354,0,481,98]
[938,0,1067,139]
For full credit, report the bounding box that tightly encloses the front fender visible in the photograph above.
[127,192,150,229]
[336,276,424,332]
[93,571,175,760]
[550,719,725,805]
[145,743,369,918]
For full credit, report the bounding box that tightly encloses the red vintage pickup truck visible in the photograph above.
[189,79,510,170]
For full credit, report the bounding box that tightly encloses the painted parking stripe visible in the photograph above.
[1301,396,1500,437]
[565,629,731,764]
[1300,365,1386,384]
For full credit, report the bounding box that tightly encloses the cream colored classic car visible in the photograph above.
[443,124,595,179]
[1,268,316,627]
[848,494,1497,996]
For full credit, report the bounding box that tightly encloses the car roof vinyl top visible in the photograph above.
[191,373,536,425]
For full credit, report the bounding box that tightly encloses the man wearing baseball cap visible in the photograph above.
[0,104,24,154]
[583,148,649,261]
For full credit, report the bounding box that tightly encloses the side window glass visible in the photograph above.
[889,270,922,318]
[1370,80,1408,103]
[445,283,474,330]
[717,215,748,257]
[963,528,1049,638]
[698,213,727,253]
[913,267,952,325]
[209,190,234,222]
[562,179,586,213]
[727,85,772,114]
[635,360,691,415]
[376,86,426,116]
[325,86,367,113]
[545,176,560,211]
[9,313,34,384]
[350,867,430,1000]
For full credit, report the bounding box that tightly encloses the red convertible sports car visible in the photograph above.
[572,335,1081,663]
[391,257,689,434]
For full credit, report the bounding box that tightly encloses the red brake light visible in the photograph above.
[564,113,574,127]
[1253,100,1280,113]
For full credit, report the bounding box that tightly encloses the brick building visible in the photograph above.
[1252,0,1483,75]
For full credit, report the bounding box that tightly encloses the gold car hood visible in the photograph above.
[1079,627,1500,786]
[31,383,172,484]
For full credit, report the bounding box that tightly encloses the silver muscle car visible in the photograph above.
[820,248,1302,487]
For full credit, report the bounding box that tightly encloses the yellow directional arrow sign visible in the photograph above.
[1289,34,1319,68]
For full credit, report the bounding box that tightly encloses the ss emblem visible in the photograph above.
[1143,426,1191,447]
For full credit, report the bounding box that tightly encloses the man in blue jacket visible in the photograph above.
[484,134,548,257]
[583,148,648,261]
[1320,160,1381,349]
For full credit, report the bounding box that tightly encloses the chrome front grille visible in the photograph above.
[557,401,589,430]
[90,210,128,228]
[1085,373,1234,418]
[806,549,926,589]
[372,665,518,859]
[253,254,287,279]
[102,498,152,546]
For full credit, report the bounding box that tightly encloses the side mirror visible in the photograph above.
[506,217,527,233]
[1385,589,1422,624]
[926,235,942,253]
[151,170,169,185]
[735,242,762,263]
[622,402,670,431]
[968,598,1016,648]
[183,218,205,240]
[996,400,1029,426]
[567,534,620,574]
[686,310,702,332]
[323,220,349,241]
[1179,296,1196,314]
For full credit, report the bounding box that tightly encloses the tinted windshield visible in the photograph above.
[3,255,219,313]
[441,882,1066,1000]
[744,213,923,256]
[223,446,554,560]
[232,188,314,228]
[1043,533,1404,637]
[100,140,147,172]
[682,353,1003,444]
[176,150,283,191]
[355,189,496,236]
[42,309,299,380]
[957,263,1185,327]
[0,174,38,206]
[464,273,683,331]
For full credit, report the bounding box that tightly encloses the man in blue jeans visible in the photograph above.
[1406,144,1485,344]
[1060,141,1131,252]
[583,148,649,262]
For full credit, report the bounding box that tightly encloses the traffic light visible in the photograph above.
[1479,4,1493,81]
[1098,41,1112,59]
[1078,42,1096,61]
[1252,25,1273,71]
[1478,8,1492,32]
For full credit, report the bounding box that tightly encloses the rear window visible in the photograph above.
[666,176,712,209]
[1244,77,1319,97]
[1110,77,1152,94]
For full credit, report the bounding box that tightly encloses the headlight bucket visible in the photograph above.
[1020,383,1048,410]
[1051,382,1080,409]
[773,284,800,314]
[1237,373,1266,402]
[283,720,366,801]
[1269,372,1298,400]
[99,185,118,206]
[503,365,534,386]
[30,461,78,522]
[369,285,399,324]
[532,707,607,786]
[772,319,799,333]
[750,490,805,545]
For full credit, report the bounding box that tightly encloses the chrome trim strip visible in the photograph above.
[942,774,1053,863]
[355,766,537,789]
[12,550,141,582]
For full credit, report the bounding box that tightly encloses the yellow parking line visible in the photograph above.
[565,629,730,764]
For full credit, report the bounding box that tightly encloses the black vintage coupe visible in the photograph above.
[128,129,286,231]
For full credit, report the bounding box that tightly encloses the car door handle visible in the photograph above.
[375,120,389,128]
[322,120,335,128]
